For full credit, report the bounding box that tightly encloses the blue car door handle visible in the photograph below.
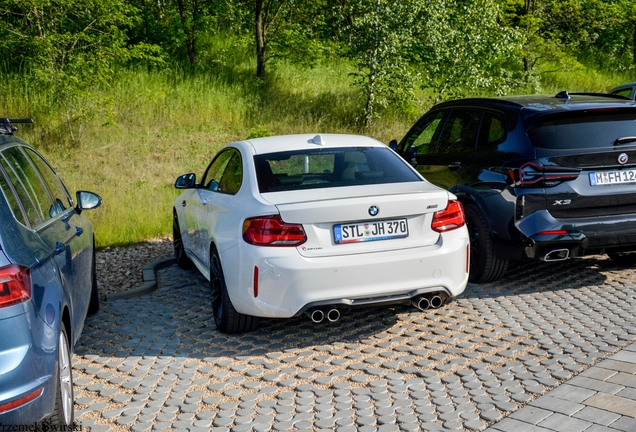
[76,226,83,236]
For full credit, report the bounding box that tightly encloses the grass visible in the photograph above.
[1,40,635,247]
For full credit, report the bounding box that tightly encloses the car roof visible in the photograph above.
[431,93,636,127]
[239,134,386,155]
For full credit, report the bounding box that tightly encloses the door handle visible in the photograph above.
[54,242,66,255]
[448,162,461,171]
[181,201,186,207]
[75,226,83,237]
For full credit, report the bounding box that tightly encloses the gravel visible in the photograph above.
[95,238,174,298]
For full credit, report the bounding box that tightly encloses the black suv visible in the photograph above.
[392,92,636,282]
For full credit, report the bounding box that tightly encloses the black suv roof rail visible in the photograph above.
[566,92,632,100]
[0,118,34,135]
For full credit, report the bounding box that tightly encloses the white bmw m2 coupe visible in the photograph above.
[173,134,469,333]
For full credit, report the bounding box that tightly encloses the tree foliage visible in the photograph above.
[344,0,422,125]
[0,0,158,142]
[417,0,524,103]
[1,0,635,130]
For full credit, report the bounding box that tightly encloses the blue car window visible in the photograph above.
[1,147,53,225]
[24,148,72,213]
[0,165,27,226]
[0,152,42,227]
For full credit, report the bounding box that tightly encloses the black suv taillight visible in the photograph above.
[509,162,580,187]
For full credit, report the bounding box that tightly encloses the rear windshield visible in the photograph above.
[254,146,421,193]
[528,110,636,150]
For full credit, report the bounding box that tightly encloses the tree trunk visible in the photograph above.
[176,0,198,72]
[255,0,267,78]
[364,0,381,127]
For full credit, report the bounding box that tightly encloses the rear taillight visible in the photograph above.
[538,230,568,235]
[0,264,31,308]
[0,388,42,413]
[510,162,580,187]
[242,215,307,246]
[432,200,465,233]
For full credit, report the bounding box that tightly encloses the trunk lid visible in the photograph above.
[262,182,450,257]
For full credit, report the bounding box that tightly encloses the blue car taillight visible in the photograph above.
[0,264,31,308]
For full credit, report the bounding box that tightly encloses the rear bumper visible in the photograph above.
[517,210,636,260]
[0,309,57,424]
[230,227,470,318]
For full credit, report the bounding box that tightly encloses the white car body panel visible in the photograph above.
[174,134,469,319]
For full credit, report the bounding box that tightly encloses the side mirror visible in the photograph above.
[175,173,197,189]
[389,139,399,151]
[76,191,102,212]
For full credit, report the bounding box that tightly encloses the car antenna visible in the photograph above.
[0,118,34,135]
[555,91,570,100]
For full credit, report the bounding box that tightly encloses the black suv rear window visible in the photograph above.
[254,147,421,193]
[528,110,636,150]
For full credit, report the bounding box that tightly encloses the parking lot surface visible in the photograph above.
[73,257,636,431]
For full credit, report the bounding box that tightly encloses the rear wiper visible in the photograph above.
[614,136,636,146]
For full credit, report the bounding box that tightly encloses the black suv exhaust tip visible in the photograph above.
[542,248,569,262]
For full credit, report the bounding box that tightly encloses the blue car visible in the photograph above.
[0,118,101,426]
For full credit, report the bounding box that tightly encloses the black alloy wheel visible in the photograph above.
[173,211,194,269]
[464,204,508,283]
[210,247,259,334]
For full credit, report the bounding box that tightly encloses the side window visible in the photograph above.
[218,152,243,194]
[437,109,478,154]
[201,150,234,191]
[477,111,505,149]
[403,111,446,155]
[24,148,72,215]
[0,166,27,226]
[1,147,53,225]
[612,88,633,98]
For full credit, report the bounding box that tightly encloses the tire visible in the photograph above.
[173,211,194,269]
[464,204,508,283]
[87,248,99,315]
[50,325,74,426]
[608,252,636,266]
[210,247,259,334]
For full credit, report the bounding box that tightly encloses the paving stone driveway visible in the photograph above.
[73,257,636,431]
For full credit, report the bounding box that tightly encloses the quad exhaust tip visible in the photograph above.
[412,292,445,311]
[326,308,340,323]
[309,308,325,323]
[307,307,341,323]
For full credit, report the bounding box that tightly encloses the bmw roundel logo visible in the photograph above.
[618,153,629,165]
[368,205,379,217]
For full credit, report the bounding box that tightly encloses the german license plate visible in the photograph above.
[333,219,408,244]
[589,170,636,186]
